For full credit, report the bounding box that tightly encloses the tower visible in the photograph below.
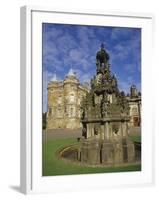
[130,85,138,98]
[63,69,80,129]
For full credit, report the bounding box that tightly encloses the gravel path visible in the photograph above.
[43,126,141,142]
[43,128,82,142]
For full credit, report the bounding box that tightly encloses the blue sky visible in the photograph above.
[42,23,141,112]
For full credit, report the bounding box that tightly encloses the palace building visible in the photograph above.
[46,71,141,130]
[46,69,88,129]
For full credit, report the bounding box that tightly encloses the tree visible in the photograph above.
[42,112,47,129]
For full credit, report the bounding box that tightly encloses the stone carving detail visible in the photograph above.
[81,44,129,120]
[112,123,119,134]
[101,93,109,117]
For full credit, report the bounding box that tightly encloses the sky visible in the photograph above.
[42,23,141,112]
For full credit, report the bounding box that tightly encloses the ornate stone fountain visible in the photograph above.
[79,44,135,165]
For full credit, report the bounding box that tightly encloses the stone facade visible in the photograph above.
[46,70,88,129]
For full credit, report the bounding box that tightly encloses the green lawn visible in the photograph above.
[42,138,141,176]
[129,135,141,143]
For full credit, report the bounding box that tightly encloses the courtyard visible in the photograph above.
[42,127,141,176]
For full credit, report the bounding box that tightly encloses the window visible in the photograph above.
[58,95,62,104]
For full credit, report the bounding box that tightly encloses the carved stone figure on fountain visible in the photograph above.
[96,73,103,86]
[101,93,109,118]
[96,43,110,74]
[117,91,130,115]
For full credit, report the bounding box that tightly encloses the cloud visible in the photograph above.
[73,68,94,83]
[111,27,133,40]
[69,48,83,62]
[117,75,141,94]
[123,63,137,74]
[42,24,141,112]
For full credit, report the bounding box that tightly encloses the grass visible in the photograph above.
[129,135,141,143]
[43,138,141,176]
